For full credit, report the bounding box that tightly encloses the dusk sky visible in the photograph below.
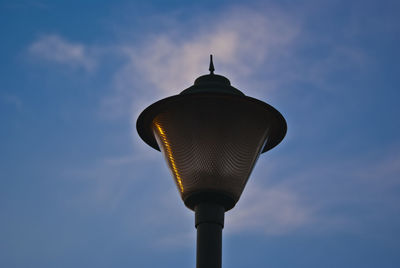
[1,0,399,267]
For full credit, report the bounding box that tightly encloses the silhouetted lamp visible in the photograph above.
[137,55,286,268]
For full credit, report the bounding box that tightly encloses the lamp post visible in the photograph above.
[136,55,286,268]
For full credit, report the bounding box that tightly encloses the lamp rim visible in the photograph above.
[136,92,287,154]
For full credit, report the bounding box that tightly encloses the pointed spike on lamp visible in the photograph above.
[136,55,286,268]
[209,54,215,74]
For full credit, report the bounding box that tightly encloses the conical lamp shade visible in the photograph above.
[137,72,286,211]
[153,94,272,207]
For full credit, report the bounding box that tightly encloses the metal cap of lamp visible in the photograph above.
[137,55,286,211]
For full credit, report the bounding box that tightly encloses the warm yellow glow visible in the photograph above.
[154,122,184,193]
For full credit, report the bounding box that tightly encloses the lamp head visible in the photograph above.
[137,55,286,211]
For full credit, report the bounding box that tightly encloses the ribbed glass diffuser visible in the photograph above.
[152,95,271,205]
[137,57,286,211]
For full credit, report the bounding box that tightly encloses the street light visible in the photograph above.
[136,55,286,268]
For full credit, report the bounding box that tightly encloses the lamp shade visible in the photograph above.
[137,64,286,211]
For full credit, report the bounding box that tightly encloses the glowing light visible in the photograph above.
[154,122,184,193]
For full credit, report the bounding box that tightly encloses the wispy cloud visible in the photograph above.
[28,34,96,71]
[121,8,299,97]
[226,183,315,235]
[223,148,400,236]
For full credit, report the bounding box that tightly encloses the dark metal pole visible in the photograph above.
[195,203,225,268]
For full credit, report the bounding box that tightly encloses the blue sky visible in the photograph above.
[1,0,399,267]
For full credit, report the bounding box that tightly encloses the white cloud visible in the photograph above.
[122,8,299,97]
[223,143,400,236]
[225,183,315,235]
[29,34,96,71]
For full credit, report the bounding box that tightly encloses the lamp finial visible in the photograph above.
[209,54,215,75]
